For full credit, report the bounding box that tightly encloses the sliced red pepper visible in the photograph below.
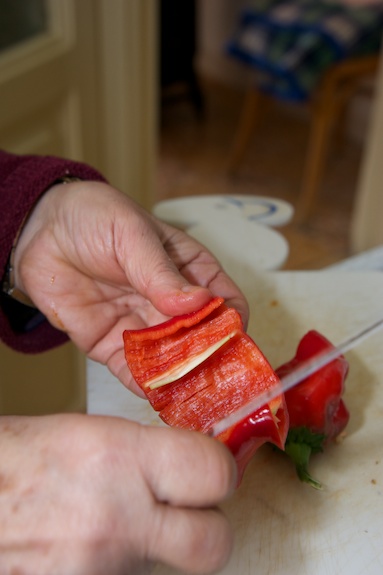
[124,298,289,481]
[276,330,350,489]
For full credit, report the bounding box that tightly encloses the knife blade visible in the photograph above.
[209,316,383,438]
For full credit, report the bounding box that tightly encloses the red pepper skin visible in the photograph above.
[124,298,288,480]
[125,297,225,342]
[276,330,350,440]
[276,330,350,489]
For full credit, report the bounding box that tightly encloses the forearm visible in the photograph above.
[0,150,107,353]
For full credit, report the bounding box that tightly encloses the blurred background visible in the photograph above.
[158,0,383,268]
[1,0,382,414]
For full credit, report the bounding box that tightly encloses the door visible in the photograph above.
[0,0,100,163]
[0,0,157,414]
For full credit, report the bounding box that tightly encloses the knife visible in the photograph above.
[209,316,383,438]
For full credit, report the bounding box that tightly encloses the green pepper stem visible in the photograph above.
[284,441,323,490]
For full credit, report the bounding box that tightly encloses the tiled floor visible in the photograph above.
[156,79,365,270]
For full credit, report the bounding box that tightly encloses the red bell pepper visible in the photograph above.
[276,330,350,489]
[124,297,289,481]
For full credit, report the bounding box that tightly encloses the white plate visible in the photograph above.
[153,195,294,228]
[152,195,292,272]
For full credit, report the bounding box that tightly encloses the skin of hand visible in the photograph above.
[13,180,249,395]
[0,413,237,575]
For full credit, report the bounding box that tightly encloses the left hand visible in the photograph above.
[14,181,248,394]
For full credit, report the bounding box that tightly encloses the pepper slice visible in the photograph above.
[276,330,350,489]
[124,297,243,410]
[124,298,288,480]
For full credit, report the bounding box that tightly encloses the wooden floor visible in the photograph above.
[156,79,365,270]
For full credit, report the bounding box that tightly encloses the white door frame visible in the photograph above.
[94,0,158,209]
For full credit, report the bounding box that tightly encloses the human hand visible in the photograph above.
[13,181,248,393]
[0,413,236,575]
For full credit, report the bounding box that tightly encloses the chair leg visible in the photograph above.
[295,96,339,222]
[226,88,268,175]
[294,55,379,222]
[333,99,349,151]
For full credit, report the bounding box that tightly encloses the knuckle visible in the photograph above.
[184,510,233,574]
[199,436,237,499]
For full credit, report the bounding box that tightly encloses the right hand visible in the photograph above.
[0,413,236,575]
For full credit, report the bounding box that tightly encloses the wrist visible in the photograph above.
[2,176,82,308]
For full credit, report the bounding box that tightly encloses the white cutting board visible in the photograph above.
[149,271,383,575]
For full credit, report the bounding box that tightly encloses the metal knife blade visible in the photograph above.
[209,316,383,438]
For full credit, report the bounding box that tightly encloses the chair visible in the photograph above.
[226,1,383,221]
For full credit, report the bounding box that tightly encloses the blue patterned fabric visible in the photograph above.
[227,0,383,101]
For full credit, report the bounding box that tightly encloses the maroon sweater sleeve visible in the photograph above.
[0,150,107,353]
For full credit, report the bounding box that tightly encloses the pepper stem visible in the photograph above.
[283,427,326,490]
[284,441,323,490]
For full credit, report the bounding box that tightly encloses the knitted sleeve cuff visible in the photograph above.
[0,151,107,353]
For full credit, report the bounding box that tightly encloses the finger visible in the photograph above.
[157,225,250,327]
[139,427,237,507]
[117,218,214,317]
[148,504,233,575]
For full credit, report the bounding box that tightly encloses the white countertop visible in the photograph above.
[86,201,383,575]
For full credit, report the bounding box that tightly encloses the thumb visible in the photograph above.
[141,255,213,317]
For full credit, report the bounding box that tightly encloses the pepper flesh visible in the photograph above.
[124,298,288,480]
